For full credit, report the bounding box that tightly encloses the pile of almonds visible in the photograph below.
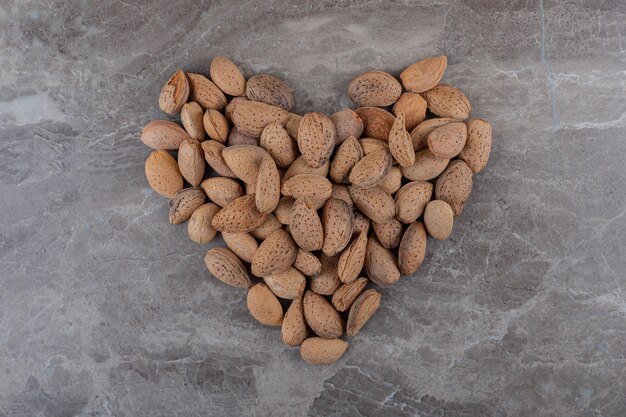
[142,55,492,365]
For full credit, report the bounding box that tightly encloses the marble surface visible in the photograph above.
[1,0,625,416]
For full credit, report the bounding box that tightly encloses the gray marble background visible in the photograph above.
[1,0,625,416]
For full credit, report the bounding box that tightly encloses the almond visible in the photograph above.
[260,122,298,168]
[434,160,473,216]
[284,113,302,139]
[330,136,363,183]
[349,149,392,188]
[187,203,221,244]
[398,221,427,275]
[321,198,354,256]
[145,150,183,198]
[159,69,189,114]
[246,74,294,111]
[293,249,322,276]
[346,289,381,337]
[264,267,306,300]
[352,211,371,236]
[290,199,324,252]
[250,213,282,240]
[222,144,268,185]
[377,166,402,195]
[395,181,433,224]
[427,121,467,159]
[401,149,449,181]
[204,247,251,288]
[211,194,268,232]
[222,232,258,263]
[364,235,400,286]
[201,140,238,178]
[372,217,404,249]
[424,200,454,240]
[283,156,330,181]
[200,177,244,207]
[255,154,281,213]
[337,231,367,284]
[224,96,249,122]
[203,109,230,143]
[348,70,402,107]
[231,100,289,137]
[210,56,246,96]
[349,185,395,224]
[332,277,368,312]
[297,112,336,168]
[388,113,415,167]
[180,102,206,141]
[251,229,297,277]
[400,55,447,93]
[310,254,342,295]
[275,196,295,225]
[247,283,283,326]
[300,337,348,365]
[303,290,343,339]
[359,138,390,156]
[330,184,354,208]
[141,120,190,150]
[330,108,363,145]
[186,72,227,110]
[423,84,471,120]
[458,118,492,173]
[409,117,457,150]
[282,297,308,347]
[227,126,258,146]
[281,174,332,210]
[168,187,206,225]
[177,138,205,186]
[392,92,427,131]
[355,107,395,141]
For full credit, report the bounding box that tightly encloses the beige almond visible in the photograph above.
[188,203,221,244]
[255,155,281,213]
[251,229,297,277]
[222,232,259,263]
[264,267,306,300]
[211,194,268,232]
[364,235,400,286]
[349,185,395,224]
[260,122,298,168]
[297,112,336,169]
[284,113,302,139]
[145,150,183,198]
[349,149,392,188]
[281,174,332,210]
[224,96,249,122]
[293,249,322,276]
[247,283,283,326]
[181,102,206,141]
[204,247,251,288]
[337,231,368,284]
[203,109,230,143]
[395,181,433,224]
[401,149,449,181]
[410,117,457,151]
[459,118,492,173]
[200,177,244,207]
[372,217,404,250]
[227,126,258,146]
[246,74,294,111]
[250,213,282,240]
[177,138,205,186]
[393,92,427,131]
[210,56,246,96]
[424,200,454,240]
[352,211,371,236]
[355,107,395,141]
[303,290,343,339]
[398,221,427,275]
[290,199,324,252]
[300,337,348,366]
[377,166,402,195]
[434,160,473,216]
[332,277,368,312]
[348,70,402,107]
[159,69,189,114]
[359,138,390,157]
[400,55,447,93]
[186,72,227,110]
[169,188,206,225]
[222,145,268,185]
[423,84,471,120]
[321,198,354,257]
[275,196,295,225]
[141,120,190,150]
[330,136,363,184]
[346,289,381,337]
[309,253,341,295]
[282,297,308,347]
[330,108,363,145]
[283,156,330,181]
[330,184,354,208]
[201,140,238,178]
[427,121,467,159]
[388,113,415,167]
[231,100,289,137]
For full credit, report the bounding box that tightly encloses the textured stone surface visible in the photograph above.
[1,0,625,416]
